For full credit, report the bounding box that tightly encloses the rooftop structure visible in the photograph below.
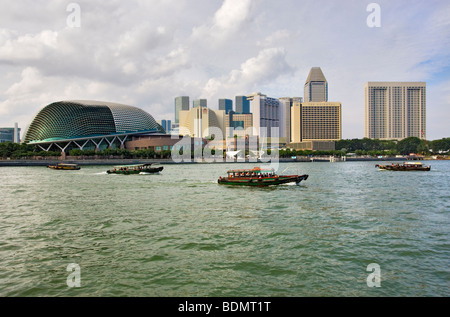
[304,67,328,102]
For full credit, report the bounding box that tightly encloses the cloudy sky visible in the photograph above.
[0,0,449,140]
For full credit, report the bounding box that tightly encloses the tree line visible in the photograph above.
[0,142,60,159]
[335,137,450,156]
[1,137,449,159]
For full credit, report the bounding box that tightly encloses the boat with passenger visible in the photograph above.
[218,167,308,186]
[106,163,163,175]
[48,163,80,170]
[375,162,431,171]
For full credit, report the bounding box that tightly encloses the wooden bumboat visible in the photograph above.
[375,162,431,171]
[218,167,309,186]
[106,163,163,175]
[48,163,80,170]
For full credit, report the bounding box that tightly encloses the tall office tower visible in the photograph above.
[235,96,250,114]
[279,97,302,144]
[247,92,281,138]
[156,120,172,133]
[14,123,20,143]
[0,123,21,143]
[365,82,426,140]
[304,67,328,102]
[193,99,207,108]
[175,96,190,124]
[218,99,233,114]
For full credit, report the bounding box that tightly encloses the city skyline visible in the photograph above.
[0,1,448,140]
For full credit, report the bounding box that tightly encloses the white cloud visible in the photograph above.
[191,0,254,46]
[202,47,295,101]
[214,0,253,31]
[0,0,449,140]
[0,29,58,61]
[5,67,43,96]
[257,29,292,47]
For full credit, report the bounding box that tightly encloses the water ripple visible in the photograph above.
[0,162,449,296]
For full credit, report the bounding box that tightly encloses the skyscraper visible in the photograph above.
[279,97,302,144]
[235,96,250,114]
[365,82,426,140]
[291,102,342,143]
[175,96,190,124]
[179,107,226,139]
[0,123,21,143]
[193,99,207,108]
[156,120,172,133]
[304,67,328,102]
[218,99,233,114]
[247,92,280,138]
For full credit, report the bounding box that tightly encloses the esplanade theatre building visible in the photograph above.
[23,100,166,153]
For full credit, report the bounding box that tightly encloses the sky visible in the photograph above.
[0,0,449,140]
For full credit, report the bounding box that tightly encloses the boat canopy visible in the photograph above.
[226,167,274,174]
[112,163,154,168]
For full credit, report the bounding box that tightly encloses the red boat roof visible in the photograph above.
[226,167,274,173]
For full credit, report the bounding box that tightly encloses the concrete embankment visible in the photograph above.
[0,159,174,167]
[0,156,412,167]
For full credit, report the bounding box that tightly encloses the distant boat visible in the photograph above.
[218,167,308,186]
[106,163,163,175]
[375,162,431,171]
[48,163,80,170]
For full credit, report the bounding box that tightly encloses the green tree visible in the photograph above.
[429,138,450,153]
[396,137,426,155]
[69,149,84,156]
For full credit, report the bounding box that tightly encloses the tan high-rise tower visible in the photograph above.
[304,67,328,102]
[365,82,426,140]
[290,102,342,143]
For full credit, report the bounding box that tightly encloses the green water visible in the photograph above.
[0,161,449,296]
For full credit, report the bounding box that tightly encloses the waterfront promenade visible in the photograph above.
[0,156,417,167]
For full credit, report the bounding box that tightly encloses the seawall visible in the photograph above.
[0,156,410,167]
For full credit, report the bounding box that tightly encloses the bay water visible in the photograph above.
[0,161,449,296]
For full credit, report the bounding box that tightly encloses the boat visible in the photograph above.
[375,162,431,171]
[106,163,163,175]
[48,163,81,170]
[218,167,309,186]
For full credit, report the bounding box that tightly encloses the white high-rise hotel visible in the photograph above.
[247,92,282,138]
[365,82,426,140]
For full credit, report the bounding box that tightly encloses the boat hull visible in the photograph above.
[375,165,430,171]
[107,166,163,175]
[218,174,308,186]
[48,165,80,170]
